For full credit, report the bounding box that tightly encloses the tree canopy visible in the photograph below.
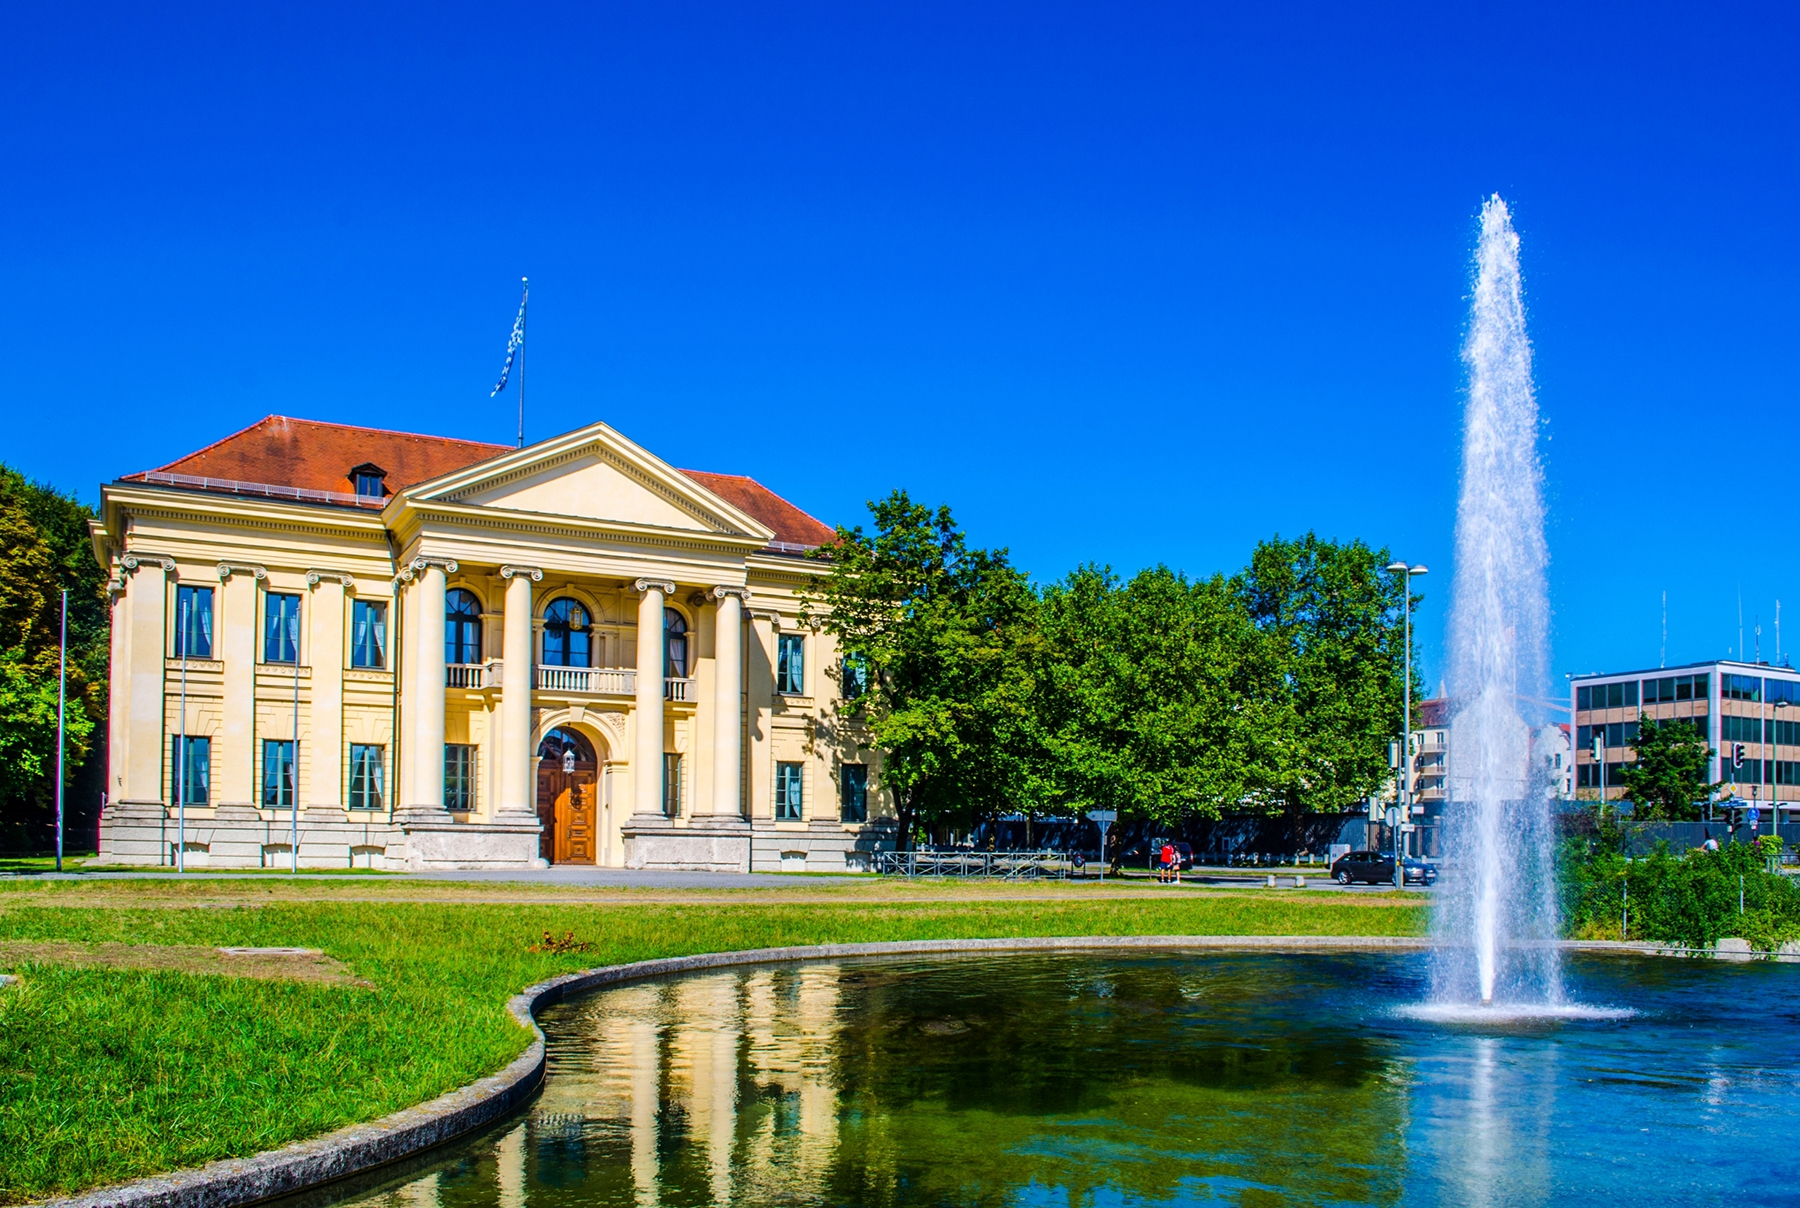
[807,495,1418,843]
[1615,714,1716,821]
[0,465,107,845]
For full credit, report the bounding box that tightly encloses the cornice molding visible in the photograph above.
[500,565,544,582]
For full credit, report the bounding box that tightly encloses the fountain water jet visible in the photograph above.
[1428,196,1563,1011]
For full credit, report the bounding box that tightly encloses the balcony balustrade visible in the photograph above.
[446,660,503,689]
[535,665,636,695]
[665,677,692,701]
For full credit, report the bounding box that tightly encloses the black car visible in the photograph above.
[1403,857,1439,886]
[1331,851,1438,885]
[1330,850,1394,884]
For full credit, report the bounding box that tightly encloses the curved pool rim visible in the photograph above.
[50,933,1704,1208]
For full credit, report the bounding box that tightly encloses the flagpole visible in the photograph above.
[55,589,67,873]
[516,277,528,448]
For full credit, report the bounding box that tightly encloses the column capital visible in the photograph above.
[410,556,459,574]
[216,561,267,581]
[120,552,176,574]
[711,585,752,602]
[304,569,356,592]
[633,578,676,596]
[500,565,544,582]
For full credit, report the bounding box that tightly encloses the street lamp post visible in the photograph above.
[1386,561,1428,890]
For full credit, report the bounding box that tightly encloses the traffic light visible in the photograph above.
[1734,743,1746,769]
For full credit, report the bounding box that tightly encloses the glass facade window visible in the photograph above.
[1721,758,1768,785]
[1775,760,1800,786]
[663,753,682,817]
[262,739,296,807]
[264,593,301,663]
[1577,763,1629,788]
[1773,719,1800,747]
[1723,715,1766,743]
[170,735,210,804]
[776,761,804,820]
[1768,679,1800,705]
[174,585,214,658]
[445,744,476,810]
[778,634,805,695]
[446,590,482,665]
[351,600,387,668]
[664,608,688,679]
[544,598,591,666]
[1724,673,1762,702]
[1578,721,1640,750]
[349,744,385,810]
[840,763,867,822]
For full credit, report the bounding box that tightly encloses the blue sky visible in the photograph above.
[5,2,1796,694]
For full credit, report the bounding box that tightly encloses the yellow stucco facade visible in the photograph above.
[92,418,891,870]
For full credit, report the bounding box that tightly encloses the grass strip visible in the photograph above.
[0,886,1426,1203]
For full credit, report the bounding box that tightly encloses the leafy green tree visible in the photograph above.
[1231,533,1416,817]
[1037,565,1268,827]
[804,491,1049,848]
[0,466,106,843]
[1615,714,1716,821]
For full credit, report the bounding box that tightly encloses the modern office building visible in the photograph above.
[92,414,892,871]
[1569,660,1800,817]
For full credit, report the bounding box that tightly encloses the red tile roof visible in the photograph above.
[681,469,837,549]
[125,415,511,501]
[121,414,836,546]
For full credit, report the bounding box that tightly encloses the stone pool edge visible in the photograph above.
[42,933,1434,1208]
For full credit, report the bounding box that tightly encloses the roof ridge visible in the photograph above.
[682,467,836,539]
[142,414,510,479]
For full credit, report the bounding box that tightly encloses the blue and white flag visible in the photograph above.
[490,279,528,397]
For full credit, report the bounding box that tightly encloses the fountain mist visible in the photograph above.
[1429,196,1562,1009]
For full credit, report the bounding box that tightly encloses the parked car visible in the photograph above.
[1330,850,1394,884]
[1403,857,1439,886]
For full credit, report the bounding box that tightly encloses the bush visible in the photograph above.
[1561,837,1800,950]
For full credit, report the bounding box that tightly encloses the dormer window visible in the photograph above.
[349,463,388,498]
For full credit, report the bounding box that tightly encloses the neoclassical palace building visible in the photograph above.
[92,415,893,871]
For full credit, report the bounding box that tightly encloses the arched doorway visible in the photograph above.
[537,727,598,864]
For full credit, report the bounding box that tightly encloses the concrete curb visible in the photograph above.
[40,934,1430,1208]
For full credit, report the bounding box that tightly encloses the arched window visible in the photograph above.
[445,589,482,665]
[543,598,591,667]
[538,727,595,764]
[664,608,688,679]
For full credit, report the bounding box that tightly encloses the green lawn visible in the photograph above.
[0,883,1426,1204]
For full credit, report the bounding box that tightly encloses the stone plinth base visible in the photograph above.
[99,807,545,870]
[750,819,897,873]
[622,814,752,872]
[398,815,546,870]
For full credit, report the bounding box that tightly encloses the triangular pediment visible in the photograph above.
[400,421,774,541]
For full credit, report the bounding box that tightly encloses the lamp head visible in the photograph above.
[1386,561,1409,573]
[1410,564,1429,575]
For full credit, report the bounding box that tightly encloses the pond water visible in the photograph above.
[327,951,1800,1207]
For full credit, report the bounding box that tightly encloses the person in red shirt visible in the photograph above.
[1159,842,1175,884]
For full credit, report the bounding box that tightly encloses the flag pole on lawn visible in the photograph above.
[490,277,529,447]
[54,589,67,872]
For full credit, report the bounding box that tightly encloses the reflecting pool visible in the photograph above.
[328,951,1800,1207]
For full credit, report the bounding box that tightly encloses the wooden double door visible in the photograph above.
[537,759,598,865]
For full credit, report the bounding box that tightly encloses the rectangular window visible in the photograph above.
[349,744,385,810]
[170,735,210,804]
[351,600,387,669]
[776,761,804,820]
[262,739,296,807]
[445,744,476,811]
[840,764,868,822]
[1576,686,1591,711]
[353,472,385,498]
[1694,674,1710,699]
[1675,675,1694,701]
[662,753,682,818]
[777,634,805,694]
[174,585,214,658]
[1604,682,1623,708]
[842,654,869,701]
[1577,724,1591,751]
[264,592,301,663]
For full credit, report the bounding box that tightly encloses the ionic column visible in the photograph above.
[406,558,453,811]
[498,566,541,815]
[709,587,747,817]
[633,579,674,818]
[120,553,173,805]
